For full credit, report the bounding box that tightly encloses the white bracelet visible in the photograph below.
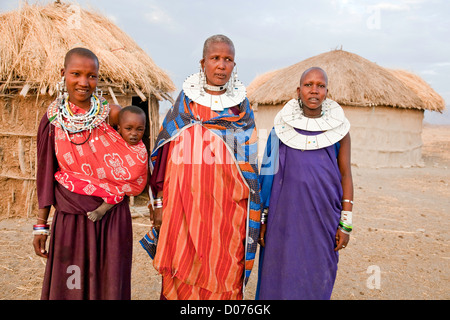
[342,199,354,205]
[32,229,50,236]
[340,210,353,225]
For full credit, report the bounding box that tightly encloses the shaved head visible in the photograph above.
[300,67,328,86]
[202,34,235,58]
[64,47,99,69]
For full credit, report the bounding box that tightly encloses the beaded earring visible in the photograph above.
[57,76,68,102]
[199,63,206,96]
[95,86,103,98]
[297,97,303,109]
[297,98,306,118]
[226,65,238,97]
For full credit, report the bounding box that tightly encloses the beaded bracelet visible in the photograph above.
[339,210,353,234]
[154,197,163,209]
[261,208,268,224]
[33,224,50,236]
[339,222,353,234]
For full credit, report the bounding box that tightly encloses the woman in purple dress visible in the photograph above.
[32,47,132,300]
[256,67,354,300]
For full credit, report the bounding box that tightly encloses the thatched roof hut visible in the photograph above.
[248,50,445,168]
[0,2,175,218]
[0,1,175,100]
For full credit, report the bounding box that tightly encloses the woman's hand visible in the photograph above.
[259,223,267,247]
[149,206,162,231]
[334,228,350,251]
[33,234,49,258]
[33,207,50,258]
[108,104,122,127]
[150,192,164,230]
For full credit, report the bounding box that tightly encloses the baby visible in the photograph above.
[87,105,147,222]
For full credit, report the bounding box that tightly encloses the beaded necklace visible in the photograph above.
[48,94,110,145]
[274,98,350,151]
[182,73,246,111]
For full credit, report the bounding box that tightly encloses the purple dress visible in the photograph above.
[37,115,132,300]
[257,129,342,300]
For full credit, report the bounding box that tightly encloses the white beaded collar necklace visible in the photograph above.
[204,83,226,92]
[274,98,350,150]
[182,73,246,111]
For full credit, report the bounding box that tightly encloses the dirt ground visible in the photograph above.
[0,124,448,300]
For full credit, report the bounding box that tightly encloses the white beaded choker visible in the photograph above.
[182,73,246,111]
[274,98,350,150]
[204,83,226,92]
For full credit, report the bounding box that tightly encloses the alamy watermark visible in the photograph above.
[66,265,81,290]
[366,265,381,290]
[67,4,81,30]
[366,6,381,30]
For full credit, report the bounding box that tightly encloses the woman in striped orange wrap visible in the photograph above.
[140,35,261,300]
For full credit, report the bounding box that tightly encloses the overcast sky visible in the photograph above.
[1,0,449,123]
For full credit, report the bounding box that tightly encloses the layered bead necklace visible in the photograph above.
[48,93,110,145]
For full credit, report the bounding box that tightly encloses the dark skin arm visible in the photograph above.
[335,132,353,251]
[108,103,122,127]
[32,207,50,258]
[259,221,267,247]
[149,191,163,230]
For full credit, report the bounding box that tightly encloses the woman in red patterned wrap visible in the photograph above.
[33,47,139,300]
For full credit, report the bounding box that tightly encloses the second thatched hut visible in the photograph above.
[247,50,445,168]
[0,2,176,218]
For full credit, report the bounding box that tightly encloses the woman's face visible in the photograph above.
[200,41,236,88]
[61,54,99,109]
[297,69,328,116]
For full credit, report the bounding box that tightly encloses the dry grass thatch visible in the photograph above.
[0,1,175,99]
[248,49,445,112]
[387,69,445,112]
[246,69,279,98]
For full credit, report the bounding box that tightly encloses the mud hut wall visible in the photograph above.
[343,105,424,168]
[112,96,131,108]
[0,95,51,218]
[254,104,282,165]
[254,104,424,168]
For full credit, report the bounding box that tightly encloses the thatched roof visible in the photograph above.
[246,69,279,98]
[0,1,175,101]
[387,69,445,112]
[248,50,445,112]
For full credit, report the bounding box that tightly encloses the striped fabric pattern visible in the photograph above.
[142,91,261,292]
[154,124,248,299]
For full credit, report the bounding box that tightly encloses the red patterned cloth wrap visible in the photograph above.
[51,101,148,205]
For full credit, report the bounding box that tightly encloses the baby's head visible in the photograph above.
[117,106,146,145]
